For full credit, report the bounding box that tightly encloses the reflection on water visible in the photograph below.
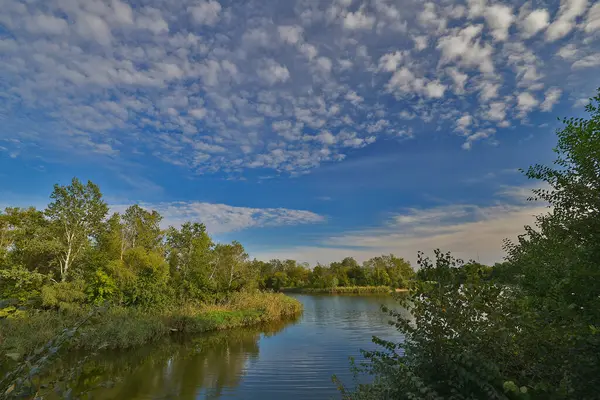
[62,294,405,399]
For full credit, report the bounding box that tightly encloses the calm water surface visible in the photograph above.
[78,294,406,399]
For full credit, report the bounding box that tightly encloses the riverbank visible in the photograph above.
[0,292,302,362]
[281,286,400,294]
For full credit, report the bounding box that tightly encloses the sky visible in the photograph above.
[1,0,599,266]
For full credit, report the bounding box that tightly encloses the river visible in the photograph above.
[68,294,406,399]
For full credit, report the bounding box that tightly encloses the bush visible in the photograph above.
[41,280,87,311]
[86,269,117,305]
[336,251,527,400]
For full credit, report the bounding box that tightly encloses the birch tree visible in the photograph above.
[212,241,250,292]
[121,205,162,253]
[46,178,108,281]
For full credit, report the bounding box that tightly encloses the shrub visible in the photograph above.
[335,251,526,400]
[41,280,87,311]
[86,269,117,305]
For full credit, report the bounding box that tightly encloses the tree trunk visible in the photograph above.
[228,262,235,289]
[62,243,72,282]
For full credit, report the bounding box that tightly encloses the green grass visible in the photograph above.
[281,285,393,294]
[0,292,302,364]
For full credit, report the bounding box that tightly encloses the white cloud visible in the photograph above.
[112,0,134,25]
[113,201,324,234]
[479,81,500,101]
[484,4,515,41]
[278,25,304,44]
[519,9,550,38]
[517,92,539,113]
[546,0,589,42]
[343,8,375,30]
[26,14,69,35]
[572,53,600,69]
[583,3,600,32]
[462,129,494,149]
[1,0,598,177]
[316,130,336,145]
[413,35,428,51]
[189,1,222,26]
[540,88,562,111]
[378,51,404,72]
[298,43,318,60]
[345,91,363,104]
[456,114,472,131]
[486,102,507,121]
[425,81,446,98]
[189,108,207,119]
[419,3,446,31]
[76,13,112,46]
[253,187,548,266]
[437,25,495,73]
[557,43,579,59]
[258,60,290,85]
[466,0,487,19]
[316,56,333,73]
[447,67,468,94]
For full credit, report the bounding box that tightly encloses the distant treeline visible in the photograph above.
[255,254,512,292]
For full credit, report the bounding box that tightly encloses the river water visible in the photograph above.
[73,294,405,399]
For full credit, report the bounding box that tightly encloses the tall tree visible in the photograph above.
[121,205,163,254]
[45,178,108,281]
[96,212,124,261]
[166,222,214,298]
[0,207,59,273]
[212,241,251,292]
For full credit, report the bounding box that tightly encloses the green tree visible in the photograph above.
[97,212,125,261]
[45,178,108,281]
[166,222,214,299]
[211,241,252,293]
[121,205,163,253]
[340,88,600,399]
[122,247,170,307]
[336,251,526,400]
[502,89,600,395]
[0,207,58,275]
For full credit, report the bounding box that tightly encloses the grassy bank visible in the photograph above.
[0,292,302,361]
[281,285,394,294]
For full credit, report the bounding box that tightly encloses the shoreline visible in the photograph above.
[0,292,303,365]
[280,286,409,294]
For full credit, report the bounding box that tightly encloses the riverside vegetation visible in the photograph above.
[335,89,600,399]
[0,173,416,397]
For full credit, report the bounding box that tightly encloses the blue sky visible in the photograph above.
[1,0,599,265]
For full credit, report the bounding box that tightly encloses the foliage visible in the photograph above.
[0,266,46,305]
[0,308,103,400]
[0,293,301,360]
[121,205,163,253]
[338,88,600,399]
[501,88,600,397]
[41,280,87,311]
[46,178,109,281]
[166,222,214,301]
[0,207,58,276]
[258,255,416,292]
[336,251,527,400]
[86,269,117,305]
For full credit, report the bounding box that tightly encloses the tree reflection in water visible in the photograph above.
[61,317,298,399]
